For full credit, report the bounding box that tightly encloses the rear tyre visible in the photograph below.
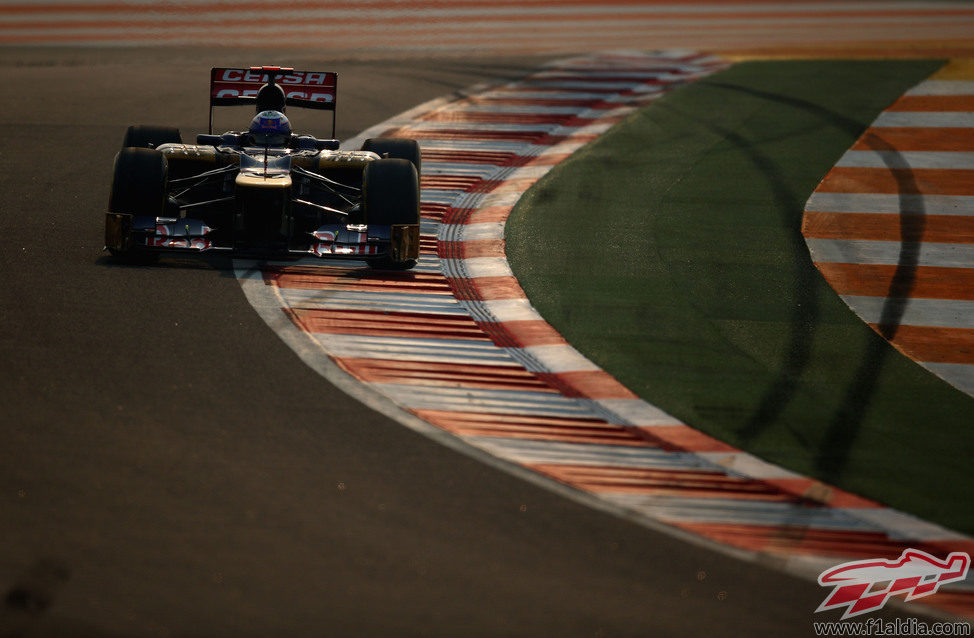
[106,148,168,260]
[122,125,182,149]
[361,137,421,175]
[363,158,420,271]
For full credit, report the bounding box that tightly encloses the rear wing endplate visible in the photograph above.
[209,66,338,137]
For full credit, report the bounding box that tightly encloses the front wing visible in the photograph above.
[105,213,419,261]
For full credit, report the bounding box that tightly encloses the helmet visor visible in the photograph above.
[249,132,289,146]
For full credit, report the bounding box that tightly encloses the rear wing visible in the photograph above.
[209,66,338,137]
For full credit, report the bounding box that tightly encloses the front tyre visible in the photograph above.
[363,158,420,271]
[106,148,168,259]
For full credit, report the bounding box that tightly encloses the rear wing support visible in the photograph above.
[209,66,338,138]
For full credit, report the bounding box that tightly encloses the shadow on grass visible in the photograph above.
[661,79,926,483]
[814,132,927,481]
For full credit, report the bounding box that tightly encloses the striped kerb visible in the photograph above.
[244,52,974,619]
[802,63,974,398]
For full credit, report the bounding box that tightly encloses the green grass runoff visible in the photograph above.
[506,60,974,534]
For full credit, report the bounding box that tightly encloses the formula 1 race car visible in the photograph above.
[105,65,421,269]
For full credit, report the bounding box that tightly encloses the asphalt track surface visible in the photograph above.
[0,47,928,637]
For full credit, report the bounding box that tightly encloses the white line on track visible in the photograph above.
[836,150,974,170]
[839,296,974,329]
[872,111,974,128]
[907,81,974,96]
[805,192,974,215]
[805,238,974,268]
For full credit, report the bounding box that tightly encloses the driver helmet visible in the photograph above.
[248,110,291,146]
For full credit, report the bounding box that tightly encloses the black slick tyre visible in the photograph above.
[106,148,168,260]
[361,137,421,174]
[363,158,420,271]
[122,125,182,149]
